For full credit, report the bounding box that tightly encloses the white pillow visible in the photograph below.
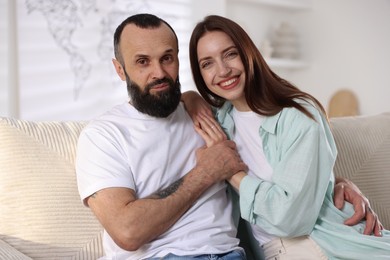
[0,118,104,259]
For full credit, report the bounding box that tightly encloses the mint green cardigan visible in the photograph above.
[217,101,390,260]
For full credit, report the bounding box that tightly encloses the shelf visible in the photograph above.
[225,0,311,70]
[265,58,308,69]
[227,0,311,11]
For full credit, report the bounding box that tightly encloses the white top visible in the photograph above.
[232,108,276,245]
[76,102,240,259]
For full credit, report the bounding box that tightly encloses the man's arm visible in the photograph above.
[334,177,383,236]
[87,140,247,251]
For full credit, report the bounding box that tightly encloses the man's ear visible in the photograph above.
[112,58,126,81]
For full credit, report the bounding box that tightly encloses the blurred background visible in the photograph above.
[1,0,389,121]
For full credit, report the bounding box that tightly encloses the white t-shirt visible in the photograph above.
[232,108,276,245]
[76,102,240,259]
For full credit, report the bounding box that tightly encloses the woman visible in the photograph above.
[187,15,390,259]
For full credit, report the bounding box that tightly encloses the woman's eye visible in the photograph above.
[200,61,212,69]
[226,51,238,59]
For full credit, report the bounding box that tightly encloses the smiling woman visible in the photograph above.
[188,14,390,260]
[197,31,248,111]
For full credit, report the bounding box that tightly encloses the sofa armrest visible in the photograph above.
[0,239,33,260]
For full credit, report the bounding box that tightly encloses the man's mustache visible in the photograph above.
[145,78,174,92]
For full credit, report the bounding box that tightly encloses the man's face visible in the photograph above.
[114,23,181,117]
[125,72,181,118]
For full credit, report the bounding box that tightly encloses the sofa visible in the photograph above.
[0,112,389,259]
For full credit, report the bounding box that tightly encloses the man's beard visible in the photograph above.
[126,73,182,118]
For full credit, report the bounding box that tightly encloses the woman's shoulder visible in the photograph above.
[283,99,324,122]
[273,99,326,134]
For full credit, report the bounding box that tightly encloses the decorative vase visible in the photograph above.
[271,22,300,59]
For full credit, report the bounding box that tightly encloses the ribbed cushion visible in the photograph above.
[330,112,390,229]
[0,118,104,259]
[0,238,32,260]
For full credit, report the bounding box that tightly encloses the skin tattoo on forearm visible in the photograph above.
[89,179,184,201]
[154,178,184,199]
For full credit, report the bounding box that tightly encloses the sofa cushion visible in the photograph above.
[0,238,32,260]
[0,118,104,259]
[330,112,390,229]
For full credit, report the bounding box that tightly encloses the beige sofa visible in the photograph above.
[0,112,389,259]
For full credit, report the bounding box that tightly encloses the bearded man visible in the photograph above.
[76,13,248,260]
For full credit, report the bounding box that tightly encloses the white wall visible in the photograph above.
[290,0,390,116]
[0,0,9,116]
[1,0,389,119]
[0,0,194,121]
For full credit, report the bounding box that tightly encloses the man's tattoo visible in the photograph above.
[154,178,183,199]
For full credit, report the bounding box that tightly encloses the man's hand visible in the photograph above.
[334,177,383,236]
[195,140,248,184]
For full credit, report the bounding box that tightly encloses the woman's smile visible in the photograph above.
[218,76,240,90]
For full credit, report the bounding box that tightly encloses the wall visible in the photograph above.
[223,0,390,116]
[0,0,9,116]
[291,0,390,116]
[1,0,389,119]
[0,0,194,121]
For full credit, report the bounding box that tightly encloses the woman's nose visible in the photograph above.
[217,61,232,77]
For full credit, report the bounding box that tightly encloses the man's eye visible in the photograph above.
[137,59,148,65]
[162,55,174,63]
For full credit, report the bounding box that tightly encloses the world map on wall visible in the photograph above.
[23,0,174,100]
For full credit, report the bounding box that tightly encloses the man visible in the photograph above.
[76,13,247,259]
[76,13,382,259]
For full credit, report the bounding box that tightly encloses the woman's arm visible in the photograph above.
[194,103,383,237]
[181,90,213,127]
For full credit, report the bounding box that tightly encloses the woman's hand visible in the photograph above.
[194,113,227,148]
[194,113,247,192]
[181,91,226,147]
[181,91,213,127]
[190,101,248,192]
[334,177,383,236]
[227,171,247,193]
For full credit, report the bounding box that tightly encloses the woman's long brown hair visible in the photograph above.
[189,15,326,120]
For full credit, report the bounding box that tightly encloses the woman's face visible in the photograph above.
[197,31,248,111]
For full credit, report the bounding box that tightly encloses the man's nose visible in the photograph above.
[151,63,166,79]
